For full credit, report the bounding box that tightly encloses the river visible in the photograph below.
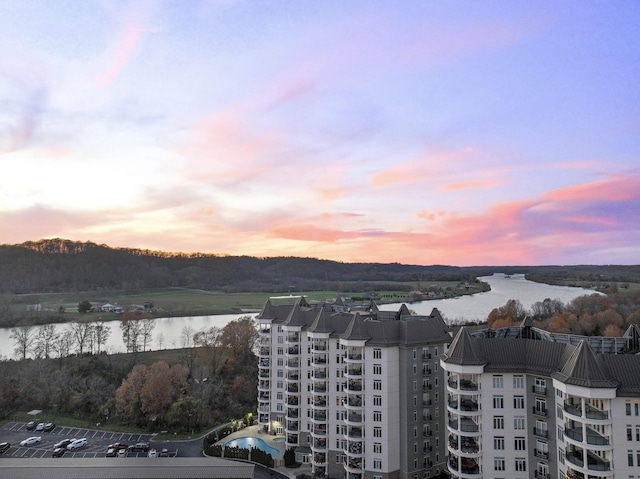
[0,273,599,359]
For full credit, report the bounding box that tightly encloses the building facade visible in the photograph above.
[256,297,452,479]
[441,324,640,479]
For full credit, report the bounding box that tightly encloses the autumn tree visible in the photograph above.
[115,364,147,423]
[218,316,258,375]
[487,300,526,328]
[546,312,571,333]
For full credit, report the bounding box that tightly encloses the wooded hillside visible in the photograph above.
[1,238,639,294]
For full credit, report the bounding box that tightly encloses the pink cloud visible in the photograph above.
[545,174,640,203]
[439,179,504,192]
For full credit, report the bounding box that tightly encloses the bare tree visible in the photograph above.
[54,327,74,358]
[121,317,143,353]
[69,322,93,355]
[140,318,155,352]
[181,325,196,348]
[10,326,35,360]
[93,321,111,354]
[156,332,165,350]
[33,324,59,359]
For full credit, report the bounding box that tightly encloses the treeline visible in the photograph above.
[0,317,258,432]
[487,287,640,337]
[0,239,480,294]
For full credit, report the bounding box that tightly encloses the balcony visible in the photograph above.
[287,346,300,355]
[286,435,298,446]
[346,413,363,424]
[534,471,550,479]
[312,356,327,365]
[346,351,363,361]
[346,441,363,456]
[312,411,327,421]
[287,408,299,418]
[311,342,327,352]
[346,366,362,377]
[259,370,270,379]
[311,383,327,394]
[534,448,549,460]
[311,425,327,436]
[459,379,478,391]
[585,403,609,420]
[286,334,299,343]
[422,352,432,360]
[533,427,548,438]
[286,359,300,368]
[259,347,270,356]
[346,380,363,392]
[346,396,363,408]
[285,421,299,432]
[258,381,270,391]
[422,367,432,375]
[532,385,547,395]
[258,393,270,401]
[460,398,479,412]
[259,359,270,368]
[286,384,299,393]
[346,427,362,439]
[585,426,610,446]
[313,453,327,465]
[286,372,299,381]
[313,398,327,407]
[533,406,548,417]
[312,370,327,379]
[459,418,479,433]
[313,438,327,450]
[286,396,299,406]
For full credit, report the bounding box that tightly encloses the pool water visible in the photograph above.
[222,437,280,456]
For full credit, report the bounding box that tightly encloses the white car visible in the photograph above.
[35,423,45,431]
[147,448,157,458]
[20,436,42,446]
[67,438,87,450]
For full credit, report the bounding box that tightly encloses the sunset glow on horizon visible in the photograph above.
[1,1,639,266]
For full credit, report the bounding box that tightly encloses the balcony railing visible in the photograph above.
[533,406,548,417]
[535,471,550,479]
[532,385,548,395]
[533,427,548,438]
[534,448,549,460]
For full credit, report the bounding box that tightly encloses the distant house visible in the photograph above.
[26,304,43,312]
[100,303,115,312]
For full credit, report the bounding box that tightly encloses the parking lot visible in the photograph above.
[1,422,180,458]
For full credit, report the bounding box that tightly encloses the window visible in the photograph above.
[277,392,283,400]
[373,443,382,454]
[513,375,524,389]
[413,364,417,375]
[277,380,283,389]
[494,437,505,450]
[373,349,381,359]
[514,396,525,409]
[515,437,525,450]
[373,427,382,438]
[557,404,563,419]
[493,375,503,388]
[515,458,526,472]
[374,395,382,406]
[373,411,382,422]
[628,425,633,441]
[636,426,640,441]
[536,440,548,455]
[413,380,417,391]
[413,348,417,359]
[413,411,417,422]
[373,459,382,470]
[277,358,283,366]
[636,403,640,416]
[494,416,504,429]
[494,458,505,471]
[514,416,525,429]
[535,397,547,414]
[627,403,632,416]
[373,380,382,390]
[493,395,504,408]
[629,450,634,467]
[373,364,382,374]
[534,377,546,393]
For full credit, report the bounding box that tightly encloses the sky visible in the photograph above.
[0,1,639,266]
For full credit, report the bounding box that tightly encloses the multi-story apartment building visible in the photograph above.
[441,322,640,479]
[256,296,452,479]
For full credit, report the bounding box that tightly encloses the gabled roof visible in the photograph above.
[341,315,371,341]
[552,340,619,388]
[308,309,334,334]
[283,298,312,328]
[442,327,487,366]
[256,299,277,320]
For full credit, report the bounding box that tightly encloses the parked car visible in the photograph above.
[117,448,127,458]
[20,436,41,446]
[147,448,157,458]
[158,448,169,457]
[67,438,87,450]
[105,448,118,457]
[0,442,10,454]
[107,442,128,450]
[35,423,45,431]
[128,442,150,452]
[54,439,73,449]
[52,447,66,457]
[25,420,37,431]
[43,422,55,432]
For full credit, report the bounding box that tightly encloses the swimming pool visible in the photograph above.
[222,437,280,456]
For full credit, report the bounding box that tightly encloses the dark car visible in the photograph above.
[0,442,10,454]
[25,420,37,430]
[54,439,73,449]
[52,447,66,458]
[128,442,150,452]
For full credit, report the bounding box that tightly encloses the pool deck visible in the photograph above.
[216,425,313,479]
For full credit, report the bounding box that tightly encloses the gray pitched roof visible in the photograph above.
[552,340,619,388]
[341,315,371,341]
[442,327,487,366]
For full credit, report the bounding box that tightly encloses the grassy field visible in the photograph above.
[8,280,489,325]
